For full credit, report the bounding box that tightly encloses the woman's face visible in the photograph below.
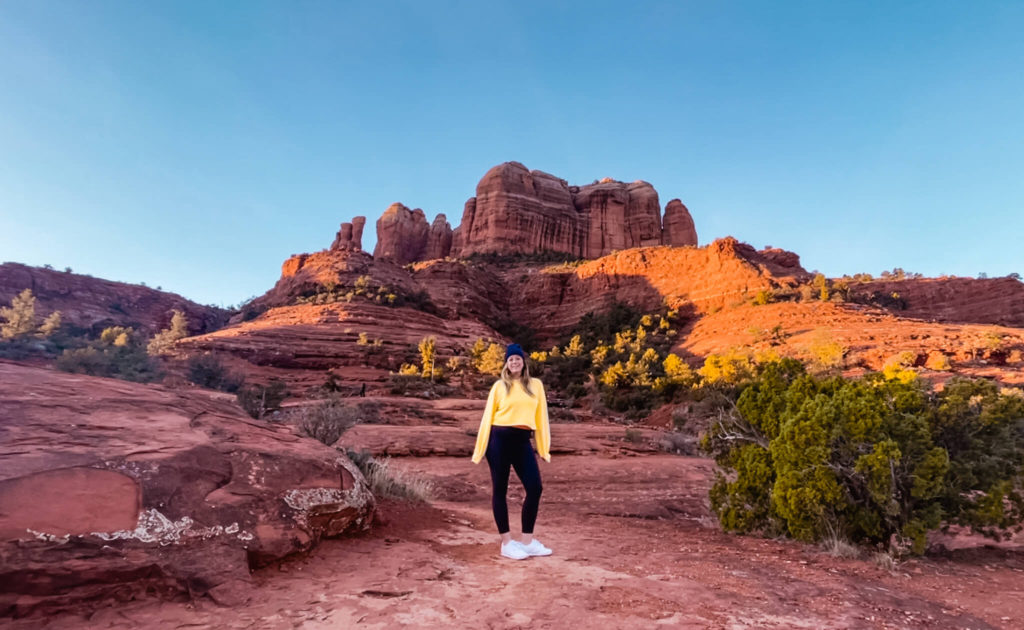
[506,354,524,375]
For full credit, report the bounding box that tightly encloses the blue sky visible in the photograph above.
[1,1,1021,306]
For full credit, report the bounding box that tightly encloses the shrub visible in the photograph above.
[753,289,775,306]
[186,353,244,392]
[812,273,830,301]
[418,335,437,379]
[38,311,62,338]
[346,449,433,502]
[703,362,1024,555]
[882,351,919,383]
[924,352,952,371]
[807,329,845,372]
[55,335,161,383]
[1,289,37,339]
[671,405,689,431]
[473,341,506,376]
[658,432,693,455]
[293,397,374,445]
[236,380,288,419]
[388,373,454,398]
[147,310,189,356]
[699,349,755,386]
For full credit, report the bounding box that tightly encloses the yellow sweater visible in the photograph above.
[471,378,551,464]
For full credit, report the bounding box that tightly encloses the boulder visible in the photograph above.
[0,362,374,616]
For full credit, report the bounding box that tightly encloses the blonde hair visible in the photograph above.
[500,358,534,396]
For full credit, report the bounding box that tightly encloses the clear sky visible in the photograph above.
[1,1,1022,306]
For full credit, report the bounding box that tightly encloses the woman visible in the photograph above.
[471,343,552,560]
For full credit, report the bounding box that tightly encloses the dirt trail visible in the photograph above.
[13,452,1024,630]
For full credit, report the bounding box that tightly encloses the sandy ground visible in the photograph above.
[11,452,1024,630]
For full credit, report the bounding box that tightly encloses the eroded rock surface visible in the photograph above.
[0,362,374,616]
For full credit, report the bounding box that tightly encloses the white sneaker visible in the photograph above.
[518,539,552,556]
[500,541,529,560]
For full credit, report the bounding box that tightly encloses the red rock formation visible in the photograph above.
[330,216,366,252]
[373,203,431,264]
[0,263,227,335]
[662,199,698,247]
[0,361,373,615]
[853,276,1024,328]
[450,198,475,255]
[447,162,696,260]
[455,162,581,257]
[508,238,809,342]
[424,213,453,260]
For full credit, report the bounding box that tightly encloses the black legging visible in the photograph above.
[485,426,543,534]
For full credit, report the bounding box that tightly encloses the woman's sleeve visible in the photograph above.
[471,382,499,464]
[534,380,551,462]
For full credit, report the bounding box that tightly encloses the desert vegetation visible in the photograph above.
[702,358,1024,556]
[295,275,438,314]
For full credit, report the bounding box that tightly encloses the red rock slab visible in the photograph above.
[0,361,374,617]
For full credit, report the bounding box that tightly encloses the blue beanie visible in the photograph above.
[504,343,526,361]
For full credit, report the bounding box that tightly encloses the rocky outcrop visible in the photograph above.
[662,199,698,247]
[425,214,453,260]
[330,216,366,252]
[449,162,697,260]
[362,162,698,263]
[373,204,431,264]
[455,162,581,257]
[0,362,374,616]
[0,263,228,336]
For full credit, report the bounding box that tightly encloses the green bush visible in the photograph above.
[55,326,161,383]
[703,360,1024,555]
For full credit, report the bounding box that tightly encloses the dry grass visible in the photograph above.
[347,449,433,502]
[820,533,861,560]
[872,551,898,572]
